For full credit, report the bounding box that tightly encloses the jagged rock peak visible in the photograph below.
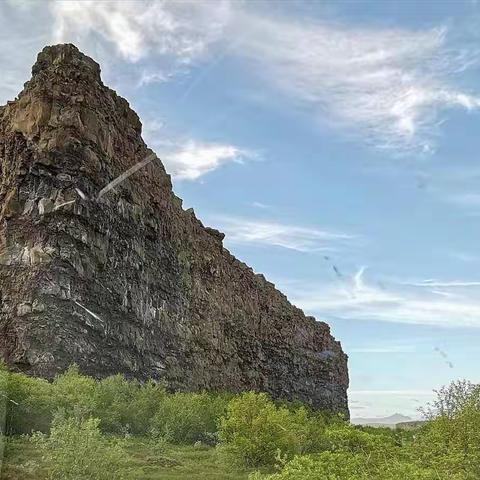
[2,43,142,144]
[32,44,102,81]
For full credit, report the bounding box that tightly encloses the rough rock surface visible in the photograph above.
[0,45,349,415]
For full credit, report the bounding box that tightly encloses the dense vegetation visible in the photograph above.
[0,365,479,479]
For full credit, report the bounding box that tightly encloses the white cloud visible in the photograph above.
[448,193,480,207]
[4,1,480,157]
[235,14,480,153]
[44,1,480,154]
[0,3,52,104]
[449,251,480,263]
[51,0,233,64]
[350,390,433,396]
[251,201,272,210]
[211,216,357,252]
[287,267,480,328]
[161,140,251,181]
[404,279,480,288]
[137,71,170,87]
[350,345,416,354]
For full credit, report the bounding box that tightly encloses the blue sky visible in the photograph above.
[2,0,480,418]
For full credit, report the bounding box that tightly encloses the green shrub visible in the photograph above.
[421,380,479,420]
[127,380,168,434]
[49,365,97,419]
[414,403,480,477]
[94,375,166,435]
[218,392,326,468]
[323,423,396,457]
[151,391,229,444]
[250,452,370,480]
[0,365,53,434]
[93,375,138,434]
[253,452,443,480]
[32,413,127,480]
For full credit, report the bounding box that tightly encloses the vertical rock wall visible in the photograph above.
[0,44,349,415]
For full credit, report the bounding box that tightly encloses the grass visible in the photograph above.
[0,436,252,480]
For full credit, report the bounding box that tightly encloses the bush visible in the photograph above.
[253,452,442,480]
[323,423,396,457]
[414,399,480,477]
[50,365,97,419]
[94,375,166,435]
[32,413,127,480]
[127,380,168,434]
[250,452,369,480]
[0,364,53,434]
[93,375,139,434]
[151,391,229,444]
[421,380,479,420]
[218,392,326,468]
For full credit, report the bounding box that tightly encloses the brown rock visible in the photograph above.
[0,44,349,416]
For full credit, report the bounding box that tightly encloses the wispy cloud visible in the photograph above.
[51,0,233,65]
[235,13,480,153]
[404,164,480,213]
[4,0,480,169]
[251,201,272,210]
[350,390,433,396]
[6,0,479,156]
[0,3,51,104]
[448,193,480,208]
[287,267,480,328]
[211,216,357,252]
[449,251,480,263]
[137,70,170,87]
[350,345,416,354]
[141,117,252,181]
[160,140,253,181]
[403,279,480,288]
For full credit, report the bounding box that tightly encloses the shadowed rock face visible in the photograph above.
[0,44,349,416]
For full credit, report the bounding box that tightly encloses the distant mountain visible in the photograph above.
[351,413,413,426]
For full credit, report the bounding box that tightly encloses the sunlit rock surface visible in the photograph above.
[0,44,349,416]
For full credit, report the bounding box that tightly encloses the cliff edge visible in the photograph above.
[0,44,349,415]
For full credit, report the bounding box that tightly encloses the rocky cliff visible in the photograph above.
[0,44,349,415]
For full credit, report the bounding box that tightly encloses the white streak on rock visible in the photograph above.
[97,153,157,199]
[54,199,76,210]
[75,188,88,200]
[73,300,104,325]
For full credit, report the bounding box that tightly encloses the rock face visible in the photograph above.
[0,45,349,415]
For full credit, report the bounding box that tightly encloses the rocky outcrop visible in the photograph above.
[0,44,349,415]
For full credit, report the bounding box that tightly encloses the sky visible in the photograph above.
[2,0,480,419]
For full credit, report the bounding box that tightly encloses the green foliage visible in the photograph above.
[421,380,480,419]
[414,383,480,478]
[32,413,127,480]
[0,365,167,436]
[0,364,53,434]
[50,365,97,419]
[94,375,166,435]
[253,379,480,480]
[250,452,370,480]
[2,436,251,480]
[2,365,480,480]
[252,452,442,480]
[151,391,230,444]
[323,422,396,457]
[217,392,326,468]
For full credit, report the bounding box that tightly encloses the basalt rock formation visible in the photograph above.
[0,44,349,415]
